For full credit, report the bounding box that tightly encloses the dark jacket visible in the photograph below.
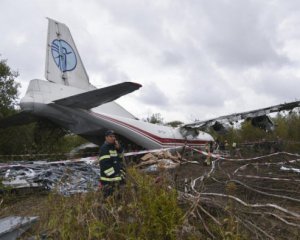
[99,142,125,183]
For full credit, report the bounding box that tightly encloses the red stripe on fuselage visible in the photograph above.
[91,112,208,146]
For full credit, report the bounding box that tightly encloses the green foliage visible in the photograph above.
[239,120,268,142]
[145,113,164,124]
[0,58,20,117]
[165,120,184,128]
[33,168,185,239]
[126,168,183,239]
[0,59,33,156]
[0,124,87,160]
[273,113,289,139]
[285,112,300,140]
[31,120,69,154]
[215,111,300,153]
[0,124,35,156]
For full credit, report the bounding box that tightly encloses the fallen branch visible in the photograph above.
[198,205,222,226]
[199,192,300,219]
[236,174,300,182]
[243,219,275,240]
[233,158,300,175]
[196,209,216,239]
[191,160,218,192]
[248,211,300,229]
[223,151,300,162]
[269,213,300,228]
[228,179,300,203]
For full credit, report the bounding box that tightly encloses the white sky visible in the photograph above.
[1,0,300,123]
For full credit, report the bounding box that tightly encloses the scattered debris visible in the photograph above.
[1,149,300,239]
[0,151,182,193]
[176,151,300,239]
[0,157,100,195]
[0,216,38,240]
[69,143,99,157]
[280,166,300,173]
[137,151,181,172]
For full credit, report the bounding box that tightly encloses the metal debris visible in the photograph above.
[137,151,181,172]
[0,157,100,195]
[0,150,182,194]
[0,216,38,240]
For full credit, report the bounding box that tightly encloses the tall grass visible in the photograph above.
[1,168,249,239]
[31,168,186,239]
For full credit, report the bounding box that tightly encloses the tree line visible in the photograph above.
[1,57,299,157]
[227,112,300,152]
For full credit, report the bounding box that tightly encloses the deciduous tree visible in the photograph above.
[145,113,164,124]
[0,58,20,117]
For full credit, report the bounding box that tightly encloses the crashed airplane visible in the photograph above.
[183,100,300,134]
[0,18,213,149]
[0,18,299,149]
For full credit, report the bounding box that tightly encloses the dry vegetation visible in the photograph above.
[1,149,300,239]
[174,149,300,239]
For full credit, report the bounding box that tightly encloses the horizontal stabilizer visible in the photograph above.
[0,112,37,129]
[54,82,142,109]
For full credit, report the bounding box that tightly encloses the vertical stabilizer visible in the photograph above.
[45,18,90,90]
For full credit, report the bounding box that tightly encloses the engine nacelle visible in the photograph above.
[211,121,231,135]
[250,115,274,131]
[179,127,199,138]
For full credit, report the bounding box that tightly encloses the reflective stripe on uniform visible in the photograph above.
[109,150,118,157]
[120,169,126,178]
[99,155,110,161]
[104,167,115,176]
[100,176,122,182]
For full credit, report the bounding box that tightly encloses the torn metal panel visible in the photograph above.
[181,100,300,133]
[0,216,38,240]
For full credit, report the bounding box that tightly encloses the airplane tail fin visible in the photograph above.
[45,18,91,90]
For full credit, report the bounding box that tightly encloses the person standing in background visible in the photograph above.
[98,130,125,197]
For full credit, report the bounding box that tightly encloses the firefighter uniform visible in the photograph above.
[99,141,125,196]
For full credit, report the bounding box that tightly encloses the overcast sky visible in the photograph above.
[1,0,300,123]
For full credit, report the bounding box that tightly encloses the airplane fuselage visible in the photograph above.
[12,18,214,150]
[20,79,213,149]
[5,18,299,151]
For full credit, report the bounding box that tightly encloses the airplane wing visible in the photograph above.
[0,111,38,128]
[181,100,300,134]
[54,82,142,109]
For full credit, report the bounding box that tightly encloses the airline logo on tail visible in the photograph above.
[51,39,77,72]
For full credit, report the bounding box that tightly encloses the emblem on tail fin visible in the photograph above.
[51,39,77,72]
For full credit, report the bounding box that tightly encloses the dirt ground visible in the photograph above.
[1,150,300,239]
[171,150,300,239]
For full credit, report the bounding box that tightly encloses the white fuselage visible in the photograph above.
[20,79,213,149]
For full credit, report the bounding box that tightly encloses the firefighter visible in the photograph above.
[98,130,125,197]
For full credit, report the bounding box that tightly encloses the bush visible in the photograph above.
[32,168,184,239]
